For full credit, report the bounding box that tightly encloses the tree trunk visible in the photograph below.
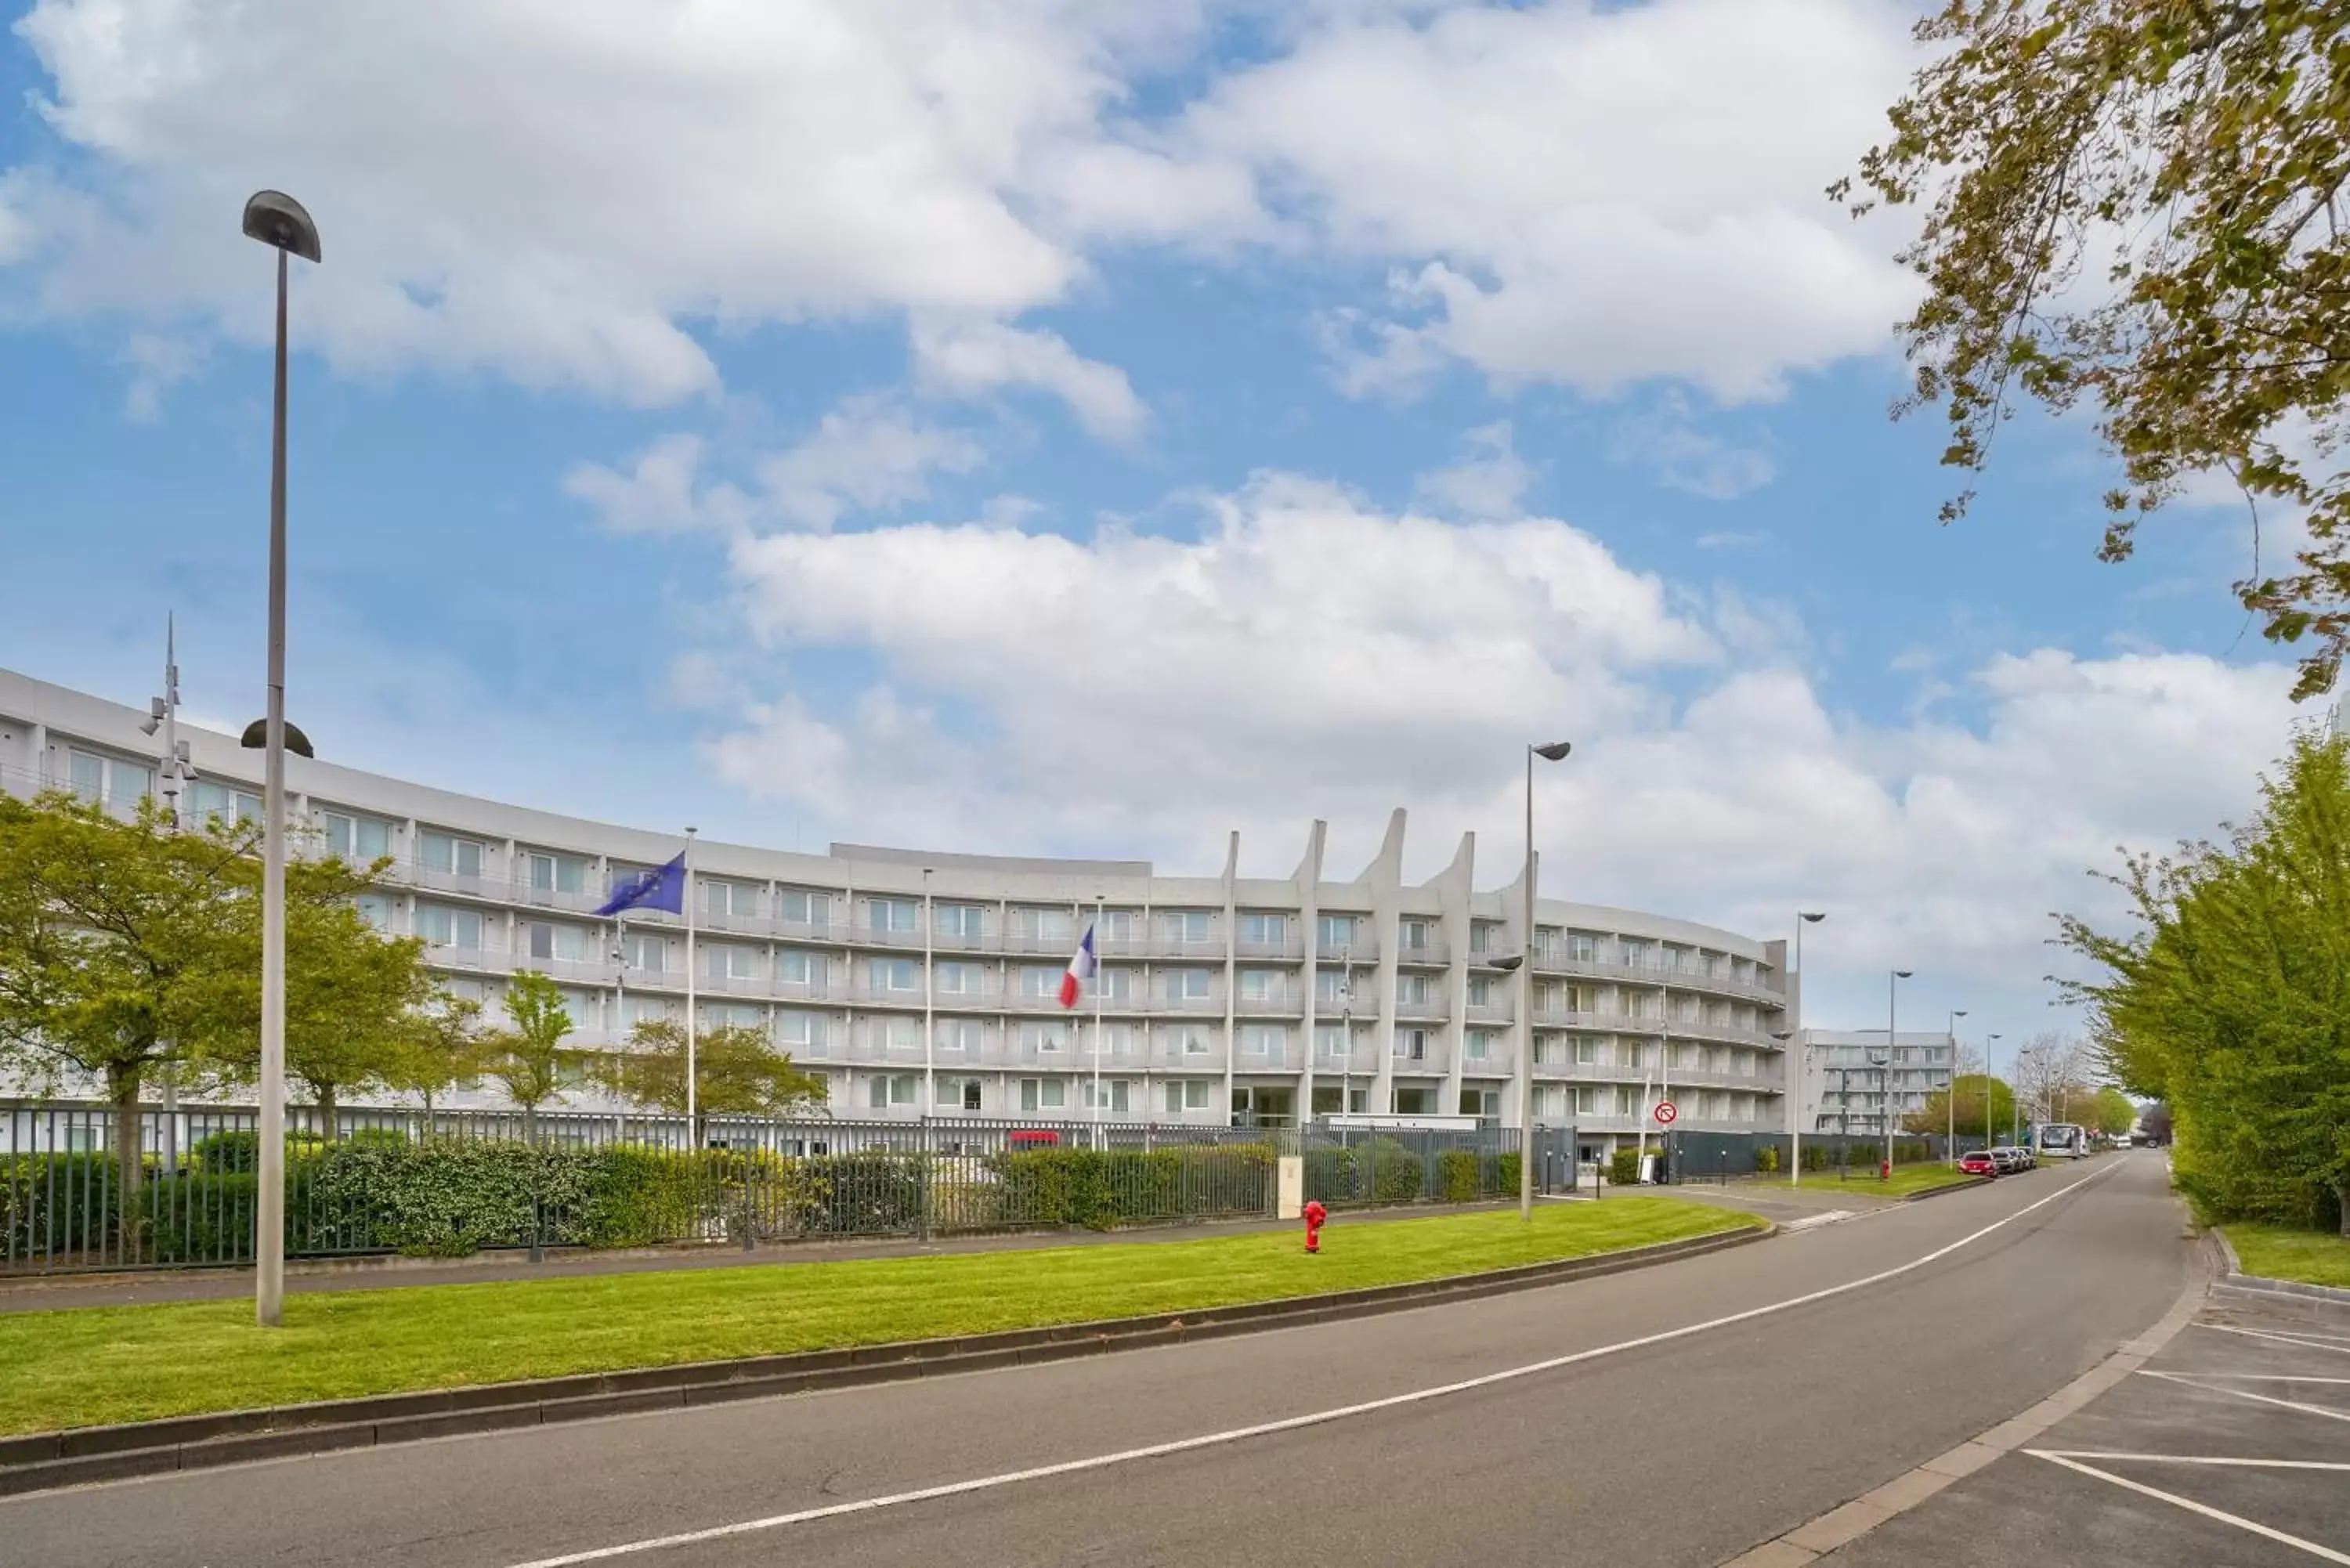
[316,1084,339,1143]
[108,1066,146,1263]
[2338,1180,2348,1239]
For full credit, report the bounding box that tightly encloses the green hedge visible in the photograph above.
[1610,1148,1643,1186]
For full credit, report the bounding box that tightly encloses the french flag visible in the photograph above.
[1058,923,1097,1008]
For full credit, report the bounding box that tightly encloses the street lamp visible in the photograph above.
[1947,1008,1968,1164]
[1985,1032,2002,1154]
[1885,969,1913,1179]
[1518,739,1573,1220]
[240,189,320,1331]
[1789,912,1824,1182]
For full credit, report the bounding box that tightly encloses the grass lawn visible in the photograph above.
[0,1197,1757,1436]
[1792,1163,1987,1198]
[2225,1223,2350,1290]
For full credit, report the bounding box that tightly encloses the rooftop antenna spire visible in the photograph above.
[140,613,193,824]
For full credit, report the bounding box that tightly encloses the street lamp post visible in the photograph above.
[1519,739,1573,1220]
[1947,1009,1968,1163]
[1790,912,1824,1183]
[1885,969,1913,1180]
[1985,1032,2002,1154]
[240,190,320,1331]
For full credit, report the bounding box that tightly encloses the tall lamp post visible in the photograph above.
[1885,969,1913,1180]
[1946,1009,1968,1163]
[1517,739,1573,1220]
[1984,1032,2002,1154]
[240,190,320,1331]
[1789,912,1824,1182]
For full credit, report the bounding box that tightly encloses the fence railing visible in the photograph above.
[1,1102,1550,1274]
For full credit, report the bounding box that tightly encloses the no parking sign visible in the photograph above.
[1654,1100,1679,1126]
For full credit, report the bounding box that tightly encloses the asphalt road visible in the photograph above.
[0,1154,2186,1568]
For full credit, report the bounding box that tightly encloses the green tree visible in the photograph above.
[597,1018,829,1139]
[483,971,582,1137]
[0,793,250,1212]
[2090,1085,2138,1138]
[1904,1075,2017,1140]
[1842,4,2350,697]
[380,992,487,1118]
[2060,727,2350,1233]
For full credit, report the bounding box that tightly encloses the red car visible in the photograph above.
[1959,1150,1998,1177]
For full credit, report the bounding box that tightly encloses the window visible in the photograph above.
[417,905,482,950]
[1534,1035,1568,1066]
[1162,968,1210,1001]
[1238,969,1285,1002]
[1020,1078,1067,1111]
[1394,1028,1429,1061]
[1097,966,1134,999]
[1018,964,1063,999]
[1314,1024,1349,1059]
[1014,906,1075,943]
[1534,1086,1568,1121]
[526,923,591,963]
[1163,1079,1211,1113]
[624,995,672,1027]
[1081,1079,1131,1113]
[935,903,985,939]
[1398,918,1431,951]
[354,894,394,933]
[1575,1035,1600,1064]
[419,831,485,878]
[1465,1028,1493,1060]
[1459,1088,1500,1119]
[935,961,983,995]
[1472,921,1503,955]
[938,1076,983,1111]
[67,749,104,804]
[1314,968,1350,1003]
[702,878,757,918]
[935,1019,982,1053]
[705,942,759,980]
[1574,1086,1600,1115]
[1393,1086,1434,1115]
[1098,909,1135,941]
[776,1010,826,1050]
[866,1074,917,1108]
[1620,938,1652,969]
[869,898,918,934]
[1396,974,1433,1004]
[1238,912,1287,947]
[776,948,816,986]
[1019,1021,1068,1053]
[621,933,665,971]
[1161,910,1212,945]
[189,779,262,826]
[777,889,831,927]
[1317,913,1357,949]
[324,812,393,863]
[1094,1021,1139,1057]
[1468,974,1497,1005]
[1166,1024,1210,1057]
[875,1017,921,1051]
[1567,933,1597,962]
[706,1002,765,1029]
[868,958,918,993]
[1240,1024,1285,1057]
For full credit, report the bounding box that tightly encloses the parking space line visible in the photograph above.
[2035,1451,2350,1471]
[2026,1452,2350,1565]
[2178,1375,2350,1385]
[2197,1324,2350,1356]
[2137,1369,2350,1423]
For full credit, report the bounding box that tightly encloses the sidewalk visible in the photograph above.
[0,1198,1546,1313]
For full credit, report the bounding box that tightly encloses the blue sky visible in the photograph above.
[0,0,2310,1046]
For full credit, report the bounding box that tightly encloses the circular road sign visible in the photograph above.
[1653,1100,1679,1125]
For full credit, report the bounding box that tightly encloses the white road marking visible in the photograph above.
[2026,1451,2350,1566]
[1779,1211,1856,1234]
[2136,1370,2350,1424]
[2031,1450,2350,1471]
[2196,1323,2350,1357]
[497,1160,2128,1568]
[2173,1375,2350,1386]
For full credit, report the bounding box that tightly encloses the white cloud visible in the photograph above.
[1180,0,1922,400]
[565,396,985,536]
[1413,420,1535,518]
[910,318,1147,443]
[5,0,1202,402]
[117,332,204,422]
[1696,530,1766,551]
[672,471,2301,1028]
[1608,392,1777,500]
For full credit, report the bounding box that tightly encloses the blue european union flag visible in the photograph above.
[597,851,686,917]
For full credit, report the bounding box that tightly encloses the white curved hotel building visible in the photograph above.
[1,667,1797,1154]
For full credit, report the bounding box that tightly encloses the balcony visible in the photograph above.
[1393,940,1449,967]
[1392,992,1448,1023]
[1464,999,1514,1025]
[1316,938,1379,963]
[1232,991,1305,1018]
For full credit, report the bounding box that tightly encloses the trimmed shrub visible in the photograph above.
[1497,1152,1522,1196]
[1755,1143,1781,1174]
[1609,1148,1643,1187]
[1436,1149,1479,1204]
[188,1130,327,1174]
[801,1149,924,1235]
[1369,1140,1425,1204]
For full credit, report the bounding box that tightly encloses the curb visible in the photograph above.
[2207,1225,2350,1315]
[0,1221,1768,1498]
[1899,1176,1994,1204]
[1717,1187,2218,1568]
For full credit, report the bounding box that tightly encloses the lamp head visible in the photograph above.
[1799,910,1825,923]
[1531,740,1573,762]
[240,190,321,263]
[1489,953,1525,973]
[240,718,314,759]
[1894,969,1914,979]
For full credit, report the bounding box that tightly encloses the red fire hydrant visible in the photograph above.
[1303,1200,1327,1254]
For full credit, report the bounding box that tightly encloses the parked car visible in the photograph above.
[1959,1149,1998,1177]
[1988,1146,2026,1174]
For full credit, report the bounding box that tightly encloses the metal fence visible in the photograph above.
[1633,1129,1992,1184]
[1294,1123,1570,1208]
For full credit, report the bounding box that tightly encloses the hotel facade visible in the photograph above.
[2,667,1798,1154]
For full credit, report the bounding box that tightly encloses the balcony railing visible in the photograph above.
[1393,940,1449,967]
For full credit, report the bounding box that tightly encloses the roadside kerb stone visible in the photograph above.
[0,1221,1767,1498]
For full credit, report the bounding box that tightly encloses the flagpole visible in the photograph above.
[684,827,699,1141]
[1092,896,1105,1147]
